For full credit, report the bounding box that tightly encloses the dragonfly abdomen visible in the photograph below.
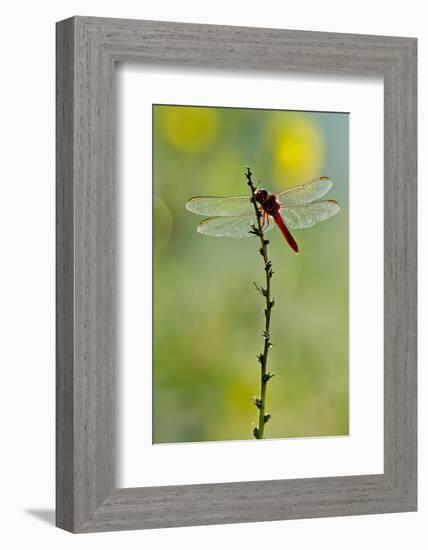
[272,211,299,253]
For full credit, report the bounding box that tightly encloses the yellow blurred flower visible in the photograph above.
[269,113,324,188]
[159,105,219,154]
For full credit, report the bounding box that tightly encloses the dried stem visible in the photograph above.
[246,167,275,439]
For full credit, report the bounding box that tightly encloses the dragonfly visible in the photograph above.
[185,177,340,253]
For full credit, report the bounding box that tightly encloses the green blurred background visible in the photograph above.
[153,104,349,443]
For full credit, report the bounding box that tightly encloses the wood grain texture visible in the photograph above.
[56,17,76,532]
[56,16,417,533]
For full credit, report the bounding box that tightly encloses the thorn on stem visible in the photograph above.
[264,260,272,271]
[264,414,271,423]
[252,397,263,409]
[253,282,267,296]
[263,372,275,383]
[253,427,261,439]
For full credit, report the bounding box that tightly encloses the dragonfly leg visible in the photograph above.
[261,210,268,228]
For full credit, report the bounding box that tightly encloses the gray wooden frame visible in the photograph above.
[56,16,417,533]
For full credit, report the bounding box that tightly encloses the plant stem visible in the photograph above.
[246,167,275,440]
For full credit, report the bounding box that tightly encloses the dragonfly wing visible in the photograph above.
[186,195,253,216]
[277,177,333,206]
[197,214,274,238]
[280,200,340,229]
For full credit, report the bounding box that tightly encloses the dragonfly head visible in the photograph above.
[255,188,269,204]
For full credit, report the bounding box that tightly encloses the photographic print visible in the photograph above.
[153,104,349,444]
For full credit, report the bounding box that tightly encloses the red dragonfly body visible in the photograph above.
[254,189,299,252]
[186,177,340,253]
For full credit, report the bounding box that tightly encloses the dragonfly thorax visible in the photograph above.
[255,189,280,215]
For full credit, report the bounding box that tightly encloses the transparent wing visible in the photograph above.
[197,214,274,238]
[186,195,252,216]
[280,200,340,229]
[277,177,333,206]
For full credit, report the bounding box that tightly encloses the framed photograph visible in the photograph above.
[56,16,417,532]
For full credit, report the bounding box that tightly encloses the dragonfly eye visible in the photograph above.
[255,189,268,203]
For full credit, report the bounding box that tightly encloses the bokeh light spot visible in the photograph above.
[269,113,324,188]
[160,105,219,154]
